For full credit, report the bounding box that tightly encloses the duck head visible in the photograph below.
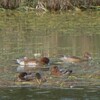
[18,72,28,81]
[51,65,61,76]
[35,72,42,84]
[40,57,50,65]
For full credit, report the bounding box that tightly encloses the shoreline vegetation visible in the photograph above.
[0,0,100,12]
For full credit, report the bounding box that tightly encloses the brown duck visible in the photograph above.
[60,52,92,63]
[16,57,50,67]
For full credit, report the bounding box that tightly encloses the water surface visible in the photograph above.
[0,86,100,100]
[0,10,100,100]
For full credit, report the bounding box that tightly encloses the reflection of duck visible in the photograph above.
[16,57,50,67]
[17,65,25,72]
[51,65,72,76]
[60,52,92,63]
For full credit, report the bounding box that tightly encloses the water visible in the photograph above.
[0,11,100,66]
[0,86,100,100]
[0,11,100,99]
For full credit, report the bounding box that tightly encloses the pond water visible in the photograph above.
[0,11,100,67]
[0,11,100,99]
[0,86,100,100]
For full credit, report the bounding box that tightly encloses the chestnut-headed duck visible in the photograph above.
[50,65,72,76]
[51,65,61,76]
[60,52,92,63]
[16,57,38,67]
[16,56,50,67]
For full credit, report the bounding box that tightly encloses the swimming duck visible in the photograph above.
[60,52,92,63]
[16,57,38,67]
[51,65,61,76]
[17,72,46,84]
[16,56,50,67]
[17,72,34,81]
[50,65,72,76]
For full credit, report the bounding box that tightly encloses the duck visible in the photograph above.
[17,72,46,84]
[60,52,92,63]
[16,57,38,67]
[16,56,50,67]
[50,65,61,76]
[17,72,34,81]
[50,65,72,76]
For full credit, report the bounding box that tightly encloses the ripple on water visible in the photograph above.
[36,91,51,94]
[0,86,100,100]
[1,96,10,100]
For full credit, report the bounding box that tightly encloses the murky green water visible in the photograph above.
[0,11,100,67]
[0,10,100,99]
[0,86,100,100]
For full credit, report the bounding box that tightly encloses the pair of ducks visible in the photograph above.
[60,52,92,63]
[16,52,91,67]
[17,72,45,85]
[16,56,50,67]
